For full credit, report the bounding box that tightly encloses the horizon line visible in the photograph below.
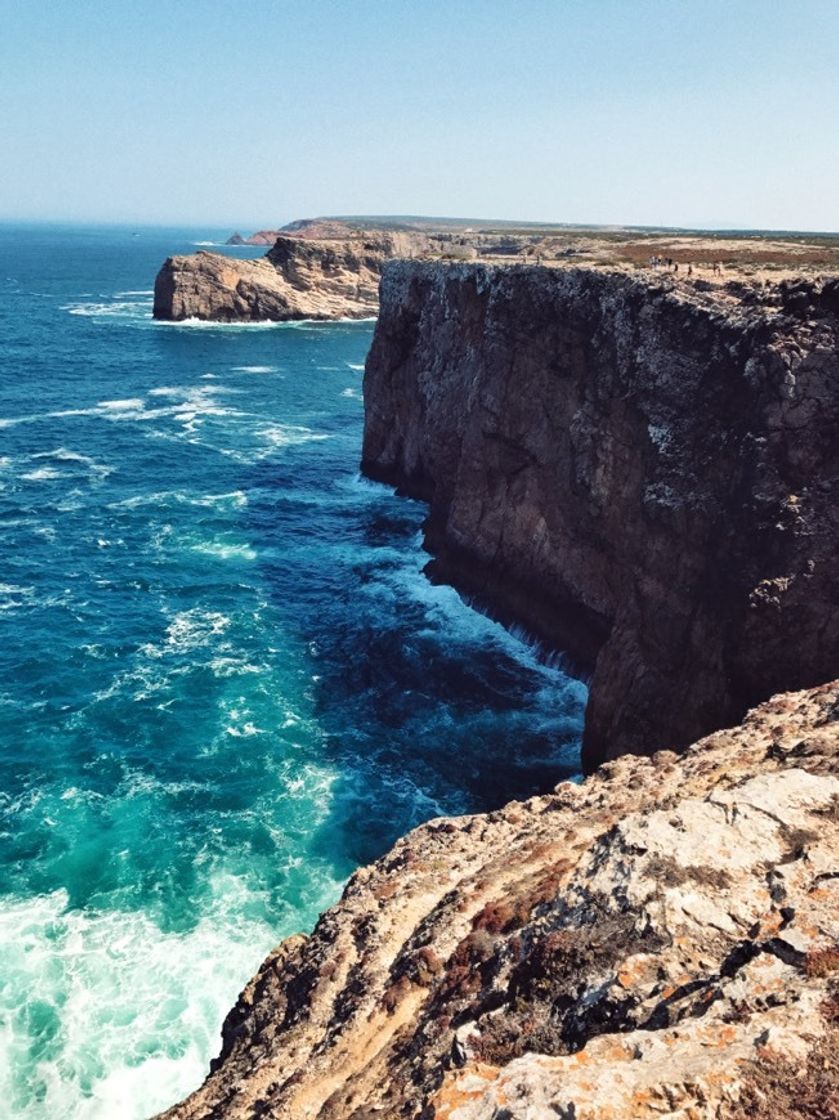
[1,213,838,239]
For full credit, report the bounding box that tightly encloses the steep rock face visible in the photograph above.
[153,234,426,322]
[362,264,839,768]
[157,681,839,1120]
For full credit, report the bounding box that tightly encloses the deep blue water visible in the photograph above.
[0,223,585,1118]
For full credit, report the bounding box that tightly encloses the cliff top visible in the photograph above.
[381,254,839,327]
[228,216,839,283]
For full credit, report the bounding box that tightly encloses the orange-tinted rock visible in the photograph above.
[157,683,839,1120]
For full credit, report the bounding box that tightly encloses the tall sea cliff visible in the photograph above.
[363,263,839,769]
[158,261,839,1119]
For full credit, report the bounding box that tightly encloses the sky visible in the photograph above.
[1,0,838,232]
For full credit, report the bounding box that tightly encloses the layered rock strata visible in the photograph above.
[158,681,839,1120]
[152,233,426,322]
[362,264,839,769]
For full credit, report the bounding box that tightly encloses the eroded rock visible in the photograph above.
[152,233,427,322]
[156,682,839,1120]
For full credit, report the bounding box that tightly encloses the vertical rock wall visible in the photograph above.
[362,263,839,768]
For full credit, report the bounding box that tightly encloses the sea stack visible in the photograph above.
[152,232,428,322]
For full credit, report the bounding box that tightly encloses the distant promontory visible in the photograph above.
[154,216,839,323]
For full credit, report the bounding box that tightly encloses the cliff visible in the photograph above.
[158,681,839,1120]
[362,263,839,770]
[152,233,427,322]
[153,262,839,1120]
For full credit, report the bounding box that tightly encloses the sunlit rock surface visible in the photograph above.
[153,233,427,322]
[158,682,839,1120]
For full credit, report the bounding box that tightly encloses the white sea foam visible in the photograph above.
[98,398,146,410]
[157,317,284,330]
[225,721,265,737]
[191,540,257,562]
[31,448,113,477]
[158,315,376,330]
[0,584,35,612]
[0,888,279,1120]
[110,489,247,511]
[206,657,264,678]
[193,490,248,509]
[258,423,330,451]
[148,386,224,399]
[340,387,362,399]
[376,551,588,698]
[346,362,365,371]
[163,609,232,652]
[63,299,152,320]
[21,467,61,482]
[0,393,235,428]
[263,423,330,444]
[111,609,233,675]
[217,423,332,464]
[231,365,278,374]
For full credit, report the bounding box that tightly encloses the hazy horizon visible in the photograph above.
[2,0,838,232]
[3,214,839,238]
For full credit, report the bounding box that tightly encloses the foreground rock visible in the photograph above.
[363,263,839,769]
[158,681,839,1120]
[153,233,426,322]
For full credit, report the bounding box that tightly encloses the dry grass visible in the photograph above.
[733,1027,839,1119]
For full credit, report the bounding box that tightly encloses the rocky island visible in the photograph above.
[157,256,839,1119]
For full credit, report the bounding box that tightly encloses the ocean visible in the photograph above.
[0,223,586,1119]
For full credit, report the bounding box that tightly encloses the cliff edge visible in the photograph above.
[158,682,839,1119]
[362,263,839,770]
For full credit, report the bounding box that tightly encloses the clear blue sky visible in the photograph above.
[1,0,837,231]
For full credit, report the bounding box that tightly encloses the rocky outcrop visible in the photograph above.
[157,681,839,1120]
[153,233,427,322]
[362,264,839,769]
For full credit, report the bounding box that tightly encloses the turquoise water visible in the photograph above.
[0,224,586,1118]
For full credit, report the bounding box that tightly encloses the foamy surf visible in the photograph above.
[190,540,257,562]
[157,315,377,330]
[62,298,153,320]
[20,466,61,481]
[0,870,344,1120]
